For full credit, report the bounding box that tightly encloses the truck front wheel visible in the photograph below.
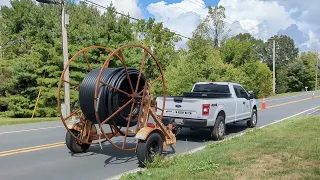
[247,109,257,128]
[210,115,225,141]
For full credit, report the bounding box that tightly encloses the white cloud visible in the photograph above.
[0,0,13,7]
[146,0,208,47]
[146,0,320,51]
[147,0,207,37]
[218,0,296,39]
[300,31,320,52]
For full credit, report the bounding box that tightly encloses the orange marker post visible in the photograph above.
[261,98,266,109]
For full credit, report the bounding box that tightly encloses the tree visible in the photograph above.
[0,0,181,117]
[264,35,299,69]
[220,38,254,66]
[240,62,273,97]
[284,59,312,92]
[206,5,226,48]
[232,33,266,62]
[264,35,299,93]
[299,52,318,90]
[133,18,181,78]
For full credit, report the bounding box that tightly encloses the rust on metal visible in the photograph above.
[82,51,92,72]
[100,99,134,125]
[57,43,174,154]
[135,126,161,141]
[57,46,117,145]
[118,49,135,94]
[149,104,174,139]
[62,108,81,121]
[63,79,80,90]
[99,80,131,97]
[150,75,162,85]
[122,101,136,149]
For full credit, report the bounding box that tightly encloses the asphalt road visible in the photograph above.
[0,91,320,180]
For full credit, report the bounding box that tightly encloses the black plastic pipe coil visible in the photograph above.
[79,67,146,127]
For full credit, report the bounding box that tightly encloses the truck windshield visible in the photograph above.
[193,84,230,93]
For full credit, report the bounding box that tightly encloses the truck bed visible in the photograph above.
[158,92,232,100]
[156,92,234,121]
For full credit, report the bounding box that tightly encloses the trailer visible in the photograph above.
[57,44,176,167]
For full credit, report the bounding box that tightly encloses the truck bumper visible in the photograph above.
[162,116,207,128]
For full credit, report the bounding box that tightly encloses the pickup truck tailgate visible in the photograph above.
[156,97,205,119]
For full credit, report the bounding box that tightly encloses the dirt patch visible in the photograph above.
[232,152,317,180]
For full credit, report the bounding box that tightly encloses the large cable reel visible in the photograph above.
[57,44,169,153]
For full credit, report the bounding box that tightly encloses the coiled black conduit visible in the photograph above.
[79,67,146,127]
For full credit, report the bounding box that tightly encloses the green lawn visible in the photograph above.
[121,116,320,180]
[0,117,60,126]
[266,90,313,99]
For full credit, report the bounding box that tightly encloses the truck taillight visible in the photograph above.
[202,104,210,116]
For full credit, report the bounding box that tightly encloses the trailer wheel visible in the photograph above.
[66,129,91,153]
[211,115,225,141]
[247,109,257,128]
[136,131,163,167]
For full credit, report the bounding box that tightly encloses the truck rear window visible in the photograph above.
[193,84,230,93]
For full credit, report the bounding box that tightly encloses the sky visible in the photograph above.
[1,0,320,52]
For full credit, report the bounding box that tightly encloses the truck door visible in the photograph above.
[233,85,251,120]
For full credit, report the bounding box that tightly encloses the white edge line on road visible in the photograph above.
[105,105,320,180]
[307,109,320,115]
[0,126,64,135]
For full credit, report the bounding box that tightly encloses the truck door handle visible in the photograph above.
[243,101,245,104]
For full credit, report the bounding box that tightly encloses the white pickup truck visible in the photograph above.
[156,82,258,140]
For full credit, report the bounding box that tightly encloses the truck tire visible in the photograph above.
[247,109,257,128]
[211,115,225,141]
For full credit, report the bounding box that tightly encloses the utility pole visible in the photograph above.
[61,1,70,117]
[36,0,70,117]
[272,39,276,95]
[316,52,319,91]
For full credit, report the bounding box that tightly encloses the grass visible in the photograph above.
[0,117,60,126]
[121,116,320,180]
[266,90,312,99]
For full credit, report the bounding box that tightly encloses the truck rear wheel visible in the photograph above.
[211,115,225,141]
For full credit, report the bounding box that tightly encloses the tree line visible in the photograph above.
[0,0,318,117]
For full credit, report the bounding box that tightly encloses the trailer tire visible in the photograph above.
[136,131,163,167]
[247,109,257,128]
[66,129,91,153]
[211,115,225,141]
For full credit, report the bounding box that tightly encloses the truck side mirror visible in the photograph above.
[248,90,255,99]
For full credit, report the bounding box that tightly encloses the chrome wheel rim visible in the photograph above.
[252,113,257,125]
[218,121,225,136]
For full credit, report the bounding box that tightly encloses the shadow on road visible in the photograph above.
[70,140,138,166]
[68,122,248,167]
[176,122,248,142]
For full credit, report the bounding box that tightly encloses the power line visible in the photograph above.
[81,0,279,42]
[80,0,192,40]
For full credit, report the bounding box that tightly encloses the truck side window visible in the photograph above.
[233,85,248,98]
[233,86,241,98]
